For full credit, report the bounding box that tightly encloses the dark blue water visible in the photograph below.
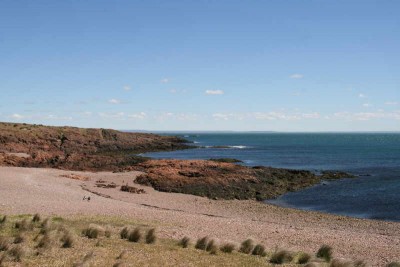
[143,133,400,222]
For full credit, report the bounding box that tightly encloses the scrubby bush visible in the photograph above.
[206,239,217,252]
[32,213,41,223]
[0,237,10,251]
[178,237,190,248]
[61,231,74,248]
[39,218,51,234]
[120,227,129,239]
[37,233,52,248]
[239,239,254,254]
[8,245,25,262]
[13,233,25,244]
[128,228,141,243]
[297,252,311,264]
[316,245,333,262]
[82,224,105,239]
[252,244,267,256]
[220,243,235,253]
[15,219,32,231]
[195,236,209,250]
[145,228,156,244]
[269,250,293,264]
[0,215,6,225]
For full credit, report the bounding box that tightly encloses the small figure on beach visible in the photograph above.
[83,196,86,200]
[87,196,91,201]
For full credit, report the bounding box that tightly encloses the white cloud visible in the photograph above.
[205,90,224,95]
[385,101,398,105]
[160,78,170,84]
[108,99,121,104]
[98,112,125,119]
[123,85,132,91]
[362,103,372,107]
[333,111,400,121]
[10,114,24,120]
[290,74,304,79]
[359,93,367,98]
[128,112,147,120]
[169,89,177,94]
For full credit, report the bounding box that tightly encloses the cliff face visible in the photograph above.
[0,122,189,171]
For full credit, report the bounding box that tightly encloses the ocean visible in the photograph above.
[142,133,400,222]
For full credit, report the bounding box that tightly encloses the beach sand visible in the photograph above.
[0,166,399,266]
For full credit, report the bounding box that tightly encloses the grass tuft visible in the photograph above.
[0,237,10,251]
[36,233,52,249]
[120,227,129,239]
[105,228,112,238]
[127,228,141,243]
[61,231,74,248]
[32,213,41,223]
[195,236,209,250]
[13,233,25,244]
[220,242,235,253]
[82,224,104,239]
[0,215,6,225]
[14,219,32,231]
[7,245,25,262]
[316,244,333,262]
[145,228,156,244]
[252,244,267,256]
[239,239,254,254]
[116,250,127,260]
[329,259,355,267]
[206,239,218,255]
[387,263,400,267]
[296,252,311,264]
[269,250,293,264]
[178,236,190,248]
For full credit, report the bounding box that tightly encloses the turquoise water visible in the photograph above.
[143,133,400,222]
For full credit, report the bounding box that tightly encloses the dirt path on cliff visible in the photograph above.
[0,167,399,266]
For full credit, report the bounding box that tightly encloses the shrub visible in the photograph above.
[206,239,218,254]
[329,259,355,267]
[120,227,129,239]
[128,228,141,243]
[15,219,32,231]
[269,250,293,264]
[387,263,400,267]
[37,233,52,248]
[195,236,209,250]
[239,239,254,254]
[0,236,10,251]
[32,213,41,223]
[39,218,52,234]
[178,237,190,248]
[0,215,6,225]
[316,245,333,262]
[220,243,235,253]
[297,252,311,264]
[82,224,104,239]
[252,244,267,256]
[145,228,156,244]
[61,231,74,248]
[8,245,25,262]
[13,233,25,244]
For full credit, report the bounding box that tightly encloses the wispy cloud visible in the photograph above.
[385,101,398,105]
[333,111,400,121]
[290,74,304,79]
[98,112,125,119]
[123,85,132,91]
[362,103,372,107]
[160,78,170,84]
[108,99,121,104]
[205,90,224,95]
[10,113,24,120]
[128,112,147,119]
[359,93,367,98]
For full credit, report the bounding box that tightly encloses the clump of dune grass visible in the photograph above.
[252,244,267,256]
[0,254,6,266]
[36,233,52,249]
[120,227,129,239]
[145,228,156,244]
[0,237,10,251]
[206,239,217,252]
[113,262,126,267]
[329,259,355,267]
[32,213,41,223]
[296,252,311,264]
[0,215,6,225]
[117,250,127,260]
[7,245,25,262]
[73,251,94,267]
[239,239,255,254]
[269,250,293,264]
[61,231,74,248]
[39,218,52,235]
[316,245,333,262]
[354,260,367,267]
[105,228,112,238]
[127,228,141,243]
[387,263,400,267]
[178,236,191,248]
[304,263,318,267]
[13,233,25,244]
[82,224,104,239]
[195,236,209,250]
[14,219,32,231]
[220,242,235,253]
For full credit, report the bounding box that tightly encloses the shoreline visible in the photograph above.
[1,166,399,266]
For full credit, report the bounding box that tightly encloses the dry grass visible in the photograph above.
[220,243,235,253]
[0,237,10,251]
[13,233,25,244]
[0,216,6,225]
[195,236,209,250]
[82,224,105,239]
[61,231,74,248]
[32,213,41,223]
[120,227,129,239]
[317,244,333,262]
[178,236,190,248]
[36,233,52,249]
[252,244,266,256]
[7,244,26,262]
[145,228,157,244]
[330,258,356,267]
[127,228,141,243]
[206,239,218,254]
[296,252,311,264]
[387,263,400,267]
[269,249,293,264]
[15,219,32,231]
[239,239,255,254]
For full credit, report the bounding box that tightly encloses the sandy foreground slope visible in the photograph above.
[0,167,399,266]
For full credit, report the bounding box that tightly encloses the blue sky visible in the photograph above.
[0,0,399,131]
